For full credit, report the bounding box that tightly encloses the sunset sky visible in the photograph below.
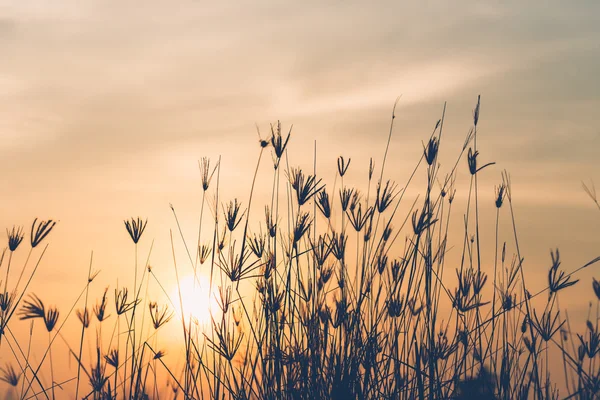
[0,1,599,395]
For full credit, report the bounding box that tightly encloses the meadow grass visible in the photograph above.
[1,97,599,399]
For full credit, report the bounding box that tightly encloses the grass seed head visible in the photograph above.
[124,217,147,244]
[7,226,24,252]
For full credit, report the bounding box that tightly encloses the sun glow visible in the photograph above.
[171,274,215,327]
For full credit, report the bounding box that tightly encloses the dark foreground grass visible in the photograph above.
[1,97,599,399]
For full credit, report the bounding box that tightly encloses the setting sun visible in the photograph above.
[171,274,215,327]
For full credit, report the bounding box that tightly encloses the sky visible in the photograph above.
[0,0,599,396]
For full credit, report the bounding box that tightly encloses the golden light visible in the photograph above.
[171,274,216,327]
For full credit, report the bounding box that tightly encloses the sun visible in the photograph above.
[171,274,215,327]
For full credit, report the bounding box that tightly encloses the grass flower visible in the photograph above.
[30,218,57,248]
[375,180,399,213]
[114,287,140,315]
[199,243,212,264]
[530,309,564,342]
[288,168,324,207]
[339,187,354,212]
[76,307,90,328]
[223,199,245,232]
[293,212,312,243]
[0,364,20,387]
[316,190,331,219]
[199,157,216,191]
[104,349,119,368]
[93,287,111,322]
[18,293,59,331]
[548,248,578,298]
[7,226,24,252]
[149,302,174,329]
[270,121,291,168]
[423,136,439,166]
[593,278,600,300]
[124,217,147,244]
[337,156,351,177]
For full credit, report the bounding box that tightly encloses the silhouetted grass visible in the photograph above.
[1,97,599,399]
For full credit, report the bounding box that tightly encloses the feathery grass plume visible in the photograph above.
[44,306,59,332]
[93,287,111,322]
[495,183,506,208]
[199,243,212,264]
[270,121,291,169]
[223,199,245,232]
[265,206,278,238]
[233,305,243,326]
[499,289,515,311]
[530,309,565,342]
[316,190,331,219]
[218,245,260,282]
[114,287,140,315]
[248,233,265,258]
[411,208,437,235]
[30,218,57,248]
[337,156,351,177]
[311,235,332,267]
[255,278,266,295]
[320,262,334,284]
[287,168,324,206]
[473,94,481,126]
[382,224,393,242]
[19,294,59,331]
[299,275,313,302]
[89,349,108,393]
[263,251,275,279]
[104,349,119,368]
[7,226,24,252]
[88,269,100,283]
[453,268,489,313]
[577,343,587,362]
[387,296,403,318]
[347,204,373,232]
[205,321,244,361]
[217,285,232,313]
[423,136,439,166]
[199,157,216,191]
[332,296,348,328]
[578,321,600,358]
[293,212,312,243]
[124,217,148,244]
[331,232,347,261]
[547,248,578,298]
[76,307,90,328]
[390,259,405,283]
[375,180,399,213]
[582,180,600,212]
[263,284,283,314]
[349,190,361,212]
[149,302,173,330]
[376,252,388,275]
[593,278,600,300]
[153,349,167,360]
[18,293,45,320]
[0,363,20,386]
[467,148,495,175]
[0,291,14,312]
[217,226,227,251]
[338,187,353,213]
